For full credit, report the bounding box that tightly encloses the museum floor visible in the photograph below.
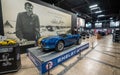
[5,35,120,75]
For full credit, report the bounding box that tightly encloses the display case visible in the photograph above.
[113,30,120,42]
[0,44,21,74]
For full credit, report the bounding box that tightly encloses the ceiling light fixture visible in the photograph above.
[95,11,102,13]
[90,7,99,10]
[89,4,98,8]
[97,15,105,17]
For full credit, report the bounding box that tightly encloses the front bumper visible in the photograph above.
[41,43,55,51]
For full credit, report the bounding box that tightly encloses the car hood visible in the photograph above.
[41,36,62,43]
[44,36,61,40]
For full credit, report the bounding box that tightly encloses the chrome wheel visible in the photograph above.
[56,41,64,51]
[76,38,82,45]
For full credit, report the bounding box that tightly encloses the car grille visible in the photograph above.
[41,42,45,46]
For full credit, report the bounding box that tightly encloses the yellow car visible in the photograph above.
[7,39,16,45]
[0,41,8,46]
[0,39,16,46]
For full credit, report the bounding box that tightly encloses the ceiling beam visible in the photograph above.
[71,3,88,10]
[84,0,90,5]
[54,0,65,5]
[107,0,111,9]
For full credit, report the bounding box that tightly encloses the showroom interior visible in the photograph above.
[0,0,120,75]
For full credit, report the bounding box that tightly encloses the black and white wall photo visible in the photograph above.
[1,0,72,46]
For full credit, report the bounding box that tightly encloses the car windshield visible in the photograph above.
[56,29,71,35]
[40,26,71,37]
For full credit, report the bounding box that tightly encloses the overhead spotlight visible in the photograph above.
[97,15,105,17]
[95,11,102,13]
[89,4,98,8]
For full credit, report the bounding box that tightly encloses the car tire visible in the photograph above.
[40,42,45,51]
[76,38,82,45]
[55,41,64,52]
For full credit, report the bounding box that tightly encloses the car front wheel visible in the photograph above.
[55,41,64,52]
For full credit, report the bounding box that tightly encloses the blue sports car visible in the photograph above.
[40,34,81,51]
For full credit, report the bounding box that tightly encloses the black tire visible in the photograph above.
[55,41,64,52]
[40,42,46,51]
[76,38,82,45]
[82,36,85,40]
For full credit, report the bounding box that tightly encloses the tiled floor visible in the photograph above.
[4,35,120,75]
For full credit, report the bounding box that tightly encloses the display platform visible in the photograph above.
[27,42,89,75]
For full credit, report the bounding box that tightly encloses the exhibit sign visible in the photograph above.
[77,17,85,28]
[95,22,102,28]
[110,21,120,27]
[86,22,92,28]
[1,0,71,46]
[28,43,89,74]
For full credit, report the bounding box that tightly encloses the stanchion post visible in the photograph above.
[90,35,94,49]
[79,52,81,57]
[77,51,81,59]
[91,41,94,49]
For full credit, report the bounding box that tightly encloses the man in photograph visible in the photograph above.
[16,2,40,42]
